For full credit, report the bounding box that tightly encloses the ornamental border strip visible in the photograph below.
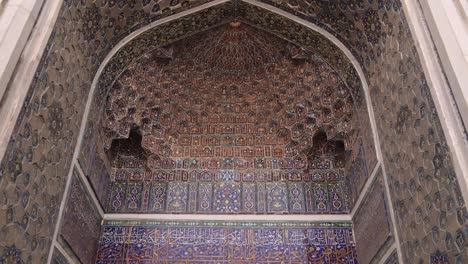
[102,219,352,228]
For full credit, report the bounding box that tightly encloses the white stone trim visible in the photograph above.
[403,0,468,207]
[419,0,468,126]
[104,213,352,222]
[0,0,44,100]
[74,161,105,217]
[0,0,61,163]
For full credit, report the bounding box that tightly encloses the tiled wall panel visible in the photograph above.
[353,169,393,263]
[60,169,102,264]
[95,221,357,263]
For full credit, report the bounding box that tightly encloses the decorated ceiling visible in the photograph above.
[101,23,356,214]
[103,23,355,157]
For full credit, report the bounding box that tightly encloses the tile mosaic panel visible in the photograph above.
[125,182,143,211]
[267,182,289,213]
[95,221,357,263]
[214,182,241,213]
[60,169,102,264]
[242,182,257,213]
[166,182,188,212]
[312,181,329,213]
[289,182,306,213]
[149,182,166,212]
[257,181,267,213]
[353,169,393,264]
[107,181,126,212]
[105,158,349,214]
[198,182,213,213]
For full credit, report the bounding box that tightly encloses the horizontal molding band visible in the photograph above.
[103,213,352,227]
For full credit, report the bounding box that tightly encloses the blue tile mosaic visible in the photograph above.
[106,158,350,214]
[95,221,357,263]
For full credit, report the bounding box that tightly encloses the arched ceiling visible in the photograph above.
[99,19,358,215]
[103,22,355,161]
[74,0,379,217]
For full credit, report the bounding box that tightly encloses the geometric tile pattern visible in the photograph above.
[60,169,102,264]
[106,158,349,214]
[95,222,357,263]
[353,170,393,264]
